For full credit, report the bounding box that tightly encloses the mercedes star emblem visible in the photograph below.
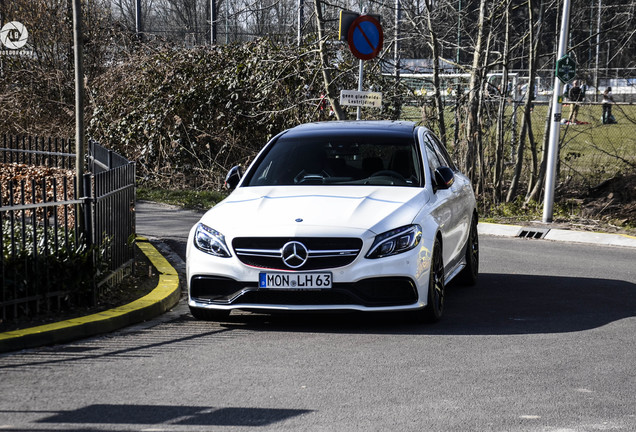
[281,241,309,269]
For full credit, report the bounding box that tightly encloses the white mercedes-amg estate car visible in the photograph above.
[186,121,478,322]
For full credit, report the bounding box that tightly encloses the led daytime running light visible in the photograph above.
[194,223,231,257]
[366,225,422,259]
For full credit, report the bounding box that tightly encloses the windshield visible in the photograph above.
[244,133,423,187]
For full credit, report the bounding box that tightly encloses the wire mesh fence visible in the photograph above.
[557,102,636,188]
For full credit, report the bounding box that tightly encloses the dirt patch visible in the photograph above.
[0,162,77,227]
[0,162,75,201]
[581,174,636,225]
[558,174,636,234]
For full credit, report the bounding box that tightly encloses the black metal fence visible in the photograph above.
[0,135,135,325]
[88,140,136,287]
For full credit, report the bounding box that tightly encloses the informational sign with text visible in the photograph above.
[340,90,383,108]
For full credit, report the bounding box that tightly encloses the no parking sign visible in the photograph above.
[339,11,383,61]
[338,11,384,119]
[347,15,383,61]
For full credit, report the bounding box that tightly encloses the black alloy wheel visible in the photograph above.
[458,216,479,286]
[413,238,445,323]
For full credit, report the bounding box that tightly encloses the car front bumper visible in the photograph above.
[186,239,433,313]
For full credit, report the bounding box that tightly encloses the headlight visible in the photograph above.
[194,223,231,258]
[366,225,422,259]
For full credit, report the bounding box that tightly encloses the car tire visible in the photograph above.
[189,306,230,321]
[412,238,445,323]
[458,215,479,286]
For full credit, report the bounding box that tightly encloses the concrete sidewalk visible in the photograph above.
[478,221,636,248]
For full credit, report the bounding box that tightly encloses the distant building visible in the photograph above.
[382,58,456,75]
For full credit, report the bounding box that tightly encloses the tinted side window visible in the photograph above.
[424,137,442,172]
[427,134,457,171]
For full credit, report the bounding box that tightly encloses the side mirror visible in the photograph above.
[434,167,455,191]
[224,166,242,190]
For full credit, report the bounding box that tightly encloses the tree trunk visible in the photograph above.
[475,32,492,197]
[526,106,551,203]
[526,108,538,197]
[493,3,510,202]
[525,0,551,204]
[465,0,488,183]
[424,1,447,146]
[313,0,345,120]
[506,103,529,202]
[506,0,543,203]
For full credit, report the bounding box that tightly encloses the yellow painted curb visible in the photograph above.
[0,238,181,353]
[136,238,178,276]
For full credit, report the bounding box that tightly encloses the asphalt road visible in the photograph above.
[0,202,634,431]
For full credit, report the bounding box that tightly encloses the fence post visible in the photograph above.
[82,172,97,305]
[83,173,93,247]
[87,139,93,172]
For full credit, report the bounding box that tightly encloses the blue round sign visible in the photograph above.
[347,15,383,60]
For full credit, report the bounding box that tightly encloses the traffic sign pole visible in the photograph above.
[357,60,363,120]
[543,0,572,223]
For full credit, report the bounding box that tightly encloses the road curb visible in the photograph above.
[0,238,181,354]
[478,222,636,248]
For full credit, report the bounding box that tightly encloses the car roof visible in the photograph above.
[281,121,419,139]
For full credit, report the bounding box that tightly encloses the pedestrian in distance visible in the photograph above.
[568,80,583,124]
[602,87,616,124]
[580,81,588,100]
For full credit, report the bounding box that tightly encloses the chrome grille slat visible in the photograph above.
[308,250,359,257]
[234,248,281,257]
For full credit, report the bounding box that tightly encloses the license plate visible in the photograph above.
[259,272,332,289]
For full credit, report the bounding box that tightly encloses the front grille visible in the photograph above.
[232,237,363,270]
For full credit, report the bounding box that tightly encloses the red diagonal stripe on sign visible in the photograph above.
[357,24,375,51]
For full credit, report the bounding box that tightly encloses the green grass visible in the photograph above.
[400,101,636,186]
[137,187,227,210]
[480,196,582,223]
[556,104,636,179]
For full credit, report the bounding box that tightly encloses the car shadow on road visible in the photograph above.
[214,273,636,335]
[31,404,312,428]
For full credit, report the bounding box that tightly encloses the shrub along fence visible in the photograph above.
[0,135,135,325]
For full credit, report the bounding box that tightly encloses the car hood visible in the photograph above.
[199,186,429,238]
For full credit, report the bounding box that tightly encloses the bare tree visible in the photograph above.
[506,0,547,203]
[464,0,489,183]
[492,0,510,202]
[313,0,345,120]
[423,0,447,144]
